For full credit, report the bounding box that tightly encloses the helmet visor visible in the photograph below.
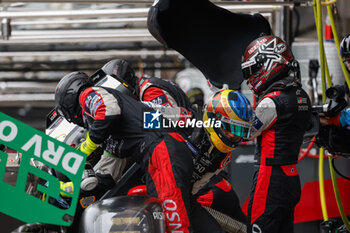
[241,59,260,80]
[220,116,252,139]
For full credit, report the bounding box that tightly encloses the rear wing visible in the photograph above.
[148,0,271,89]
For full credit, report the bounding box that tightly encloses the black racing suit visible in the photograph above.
[247,79,311,233]
[79,86,225,233]
[187,131,247,223]
[138,75,246,223]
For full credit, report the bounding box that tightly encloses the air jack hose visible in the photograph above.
[314,0,329,221]
[325,0,350,230]
[203,206,247,233]
[314,0,350,229]
[325,0,350,90]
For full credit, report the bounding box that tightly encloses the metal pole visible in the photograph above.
[0,4,298,19]
[0,0,312,6]
[282,1,293,45]
[0,8,149,19]
[0,50,180,57]
[1,18,11,40]
[11,17,147,26]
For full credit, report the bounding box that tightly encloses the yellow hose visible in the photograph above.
[313,0,325,102]
[314,0,350,227]
[321,0,338,6]
[314,0,329,221]
[314,0,332,101]
[324,58,332,88]
[325,0,350,230]
[329,157,350,231]
[325,2,350,90]
[318,148,329,221]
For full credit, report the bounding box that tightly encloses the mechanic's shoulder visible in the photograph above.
[81,86,106,94]
[257,96,277,109]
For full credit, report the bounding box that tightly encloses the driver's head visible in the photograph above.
[55,71,93,127]
[203,90,253,153]
[340,34,350,73]
[241,35,295,95]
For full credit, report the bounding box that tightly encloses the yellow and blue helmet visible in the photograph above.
[203,90,253,153]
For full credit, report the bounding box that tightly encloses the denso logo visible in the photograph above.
[163,199,184,233]
[248,38,267,54]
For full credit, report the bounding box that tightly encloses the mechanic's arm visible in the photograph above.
[78,133,100,156]
[142,86,178,107]
[320,108,350,127]
[249,97,278,139]
[340,108,350,126]
[78,87,121,156]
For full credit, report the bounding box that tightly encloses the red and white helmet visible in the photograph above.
[340,34,350,72]
[241,35,295,95]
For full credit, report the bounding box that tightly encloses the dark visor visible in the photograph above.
[241,60,260,80]
[220,116,252,139]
